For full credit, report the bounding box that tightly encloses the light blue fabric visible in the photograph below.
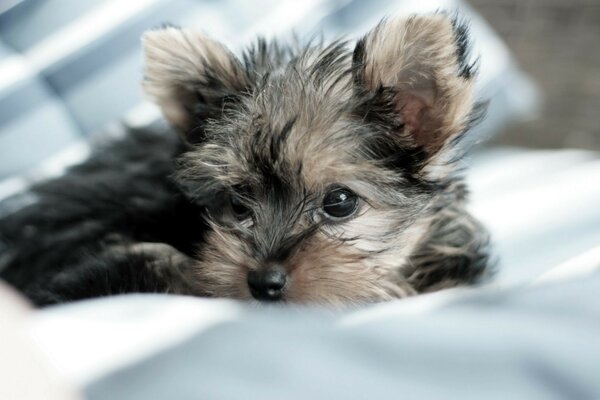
[467,148,600,284]
[31,269,600,400]
[0,0,536,181]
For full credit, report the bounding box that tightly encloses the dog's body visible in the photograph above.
[0,15,490,306]
[0,128,206,305]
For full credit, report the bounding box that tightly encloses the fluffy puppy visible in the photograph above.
[0,15,489,306]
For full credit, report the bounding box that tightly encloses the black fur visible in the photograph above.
[451,15,478,80]
[0,128,206,305]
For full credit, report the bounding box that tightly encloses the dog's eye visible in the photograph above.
[322,187,359,219]
[230,196,251,220]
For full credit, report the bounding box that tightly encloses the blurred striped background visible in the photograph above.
[0,0,537,195]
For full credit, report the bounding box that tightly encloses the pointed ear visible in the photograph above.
[142,27,249,142]
[353,15,478,159]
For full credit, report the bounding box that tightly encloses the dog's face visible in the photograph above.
[142,15,479,305]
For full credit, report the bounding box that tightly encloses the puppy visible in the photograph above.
[0,15,489,306]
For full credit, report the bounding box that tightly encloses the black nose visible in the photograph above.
[247,269,287,301]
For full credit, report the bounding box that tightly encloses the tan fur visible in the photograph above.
[360,16,475,157]
[142,28,248,130]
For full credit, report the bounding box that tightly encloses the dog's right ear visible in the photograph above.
[352,15,477,163]
[142,27,249,143]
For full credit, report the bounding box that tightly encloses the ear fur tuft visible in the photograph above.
[142,27,248,141]
[353,15,478,158]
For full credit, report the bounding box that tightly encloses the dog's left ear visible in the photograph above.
[353,15,477,160]
[142,27,249,143]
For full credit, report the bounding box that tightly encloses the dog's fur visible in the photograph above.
[0,15,490,306]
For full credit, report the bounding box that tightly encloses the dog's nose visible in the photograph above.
[247,268,287,301]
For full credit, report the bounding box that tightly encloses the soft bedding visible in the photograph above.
[27,251,600,400]
[4,147,599,400]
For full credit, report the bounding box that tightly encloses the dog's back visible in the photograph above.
[0,127,205,305]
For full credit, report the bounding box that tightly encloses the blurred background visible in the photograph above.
[0,0,598,285]
[472,0,600,151]
[0,0,540,182]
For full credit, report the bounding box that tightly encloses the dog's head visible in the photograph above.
[142,15,482,305]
